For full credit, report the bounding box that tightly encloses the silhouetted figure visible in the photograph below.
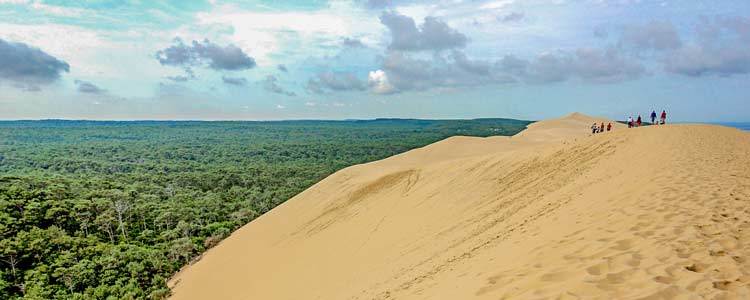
[661,110,667,125]
[637,115,642,127]
[650,110,657,124]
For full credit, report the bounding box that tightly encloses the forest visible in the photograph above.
[0,118,531,300]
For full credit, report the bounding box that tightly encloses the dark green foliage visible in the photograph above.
[0,118,530,299]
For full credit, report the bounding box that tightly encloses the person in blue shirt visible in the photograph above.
[650,111,657,125]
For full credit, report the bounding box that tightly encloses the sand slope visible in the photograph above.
[169,113,750,300]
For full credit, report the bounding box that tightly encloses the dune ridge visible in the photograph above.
[169,113,750,300]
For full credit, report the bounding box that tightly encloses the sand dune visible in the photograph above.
[169,113,750,300]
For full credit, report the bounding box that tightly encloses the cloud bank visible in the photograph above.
[156,38,256,71]
[380,11,468,51]
[307,71,366,94]
[0,39,70,88]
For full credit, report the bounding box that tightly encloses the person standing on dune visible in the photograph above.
[637,115,642,127]
[628,116,634,128]
[592,123,599,134]
[600,122,605,133]
[607,123,612,131]
[661,110,667,125]
[650,110,657,124]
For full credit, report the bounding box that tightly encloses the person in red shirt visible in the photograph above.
[607,123,612,131]
[600,122,605,132]
[660,110,667,124]
[637,115,642,127]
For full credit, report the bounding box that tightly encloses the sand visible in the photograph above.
[169,112,750,300]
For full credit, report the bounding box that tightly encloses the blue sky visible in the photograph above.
[0,0,748,121]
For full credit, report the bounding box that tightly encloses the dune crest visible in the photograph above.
[169,113,750,300]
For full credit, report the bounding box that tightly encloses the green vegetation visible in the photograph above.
[0,118,530,300]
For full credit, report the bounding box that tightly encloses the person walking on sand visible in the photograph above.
[591,123,599,134]
[607,122,612,131]
[637,115,642,127]
[650,110,657,125]
[661,110,667,125]
[627,116,634,128]
[600,122,605,133]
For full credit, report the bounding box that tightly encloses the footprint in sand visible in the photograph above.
[685,262,708,273]
[713,280,743,292]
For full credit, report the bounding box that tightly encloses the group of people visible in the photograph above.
[591,122,613,134]
[590,110,668,134]
[627,110,667,128]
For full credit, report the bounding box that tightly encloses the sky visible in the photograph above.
[0,0,748,122]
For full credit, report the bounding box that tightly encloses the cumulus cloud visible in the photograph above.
[222,76,247,86]
[608,17,750,77]
[662,17,750,77]
[571,47,645,83]
[380,11,468,51]
[263,75,296,96]
[521,52,573,83]
[370,46,644,93]
[0,38,69,88]
[375,51,514,93]
[496,55,529,75]
[74,80,106,94]
[452,50,491,76]
[368,69,395,94]
[307,71,366,94]
[499,48,644,84]
[156,38,256,71]
[619,21,682,51]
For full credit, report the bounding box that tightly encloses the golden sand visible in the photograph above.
[170,113,750,300]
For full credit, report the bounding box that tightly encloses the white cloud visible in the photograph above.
[0,23,172,97]
[0,0,90,16]
[29,0,87,17]
[368,69,395,94]
[480,0,516,10]
[0,23,103,78]
[196,2,383,67]
[305,101,317,106]
[0,0,28,4]
[276,104,285,109]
